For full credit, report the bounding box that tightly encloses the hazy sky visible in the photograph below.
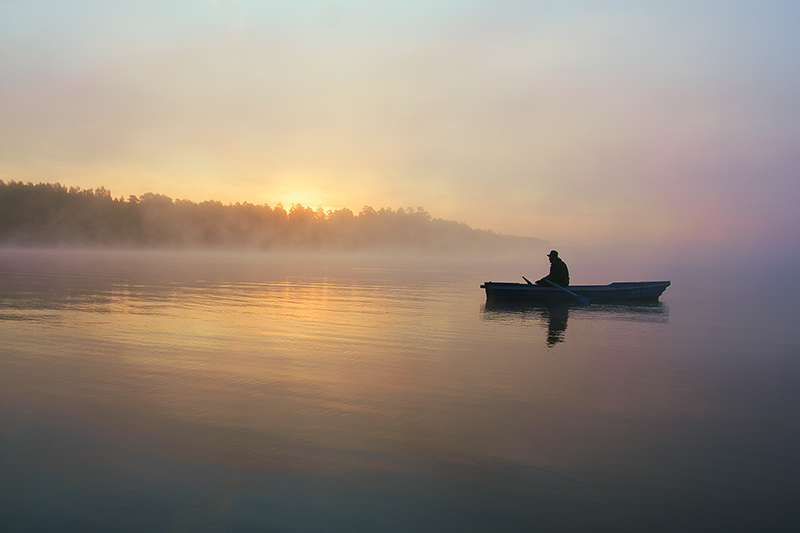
[1,0,799,247]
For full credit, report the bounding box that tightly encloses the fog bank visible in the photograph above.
[0,181,547,253]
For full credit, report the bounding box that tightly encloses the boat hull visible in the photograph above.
[480,281,671,303]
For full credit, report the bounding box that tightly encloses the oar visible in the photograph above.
[545,280,590,305]
[522,276,533,285]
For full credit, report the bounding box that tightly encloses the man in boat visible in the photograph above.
[536,250,570,287]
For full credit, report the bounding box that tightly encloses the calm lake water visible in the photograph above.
[1,248,799,532]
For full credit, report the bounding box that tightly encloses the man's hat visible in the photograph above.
[547,250,559,258]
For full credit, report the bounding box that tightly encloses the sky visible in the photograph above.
[1,0,799,249]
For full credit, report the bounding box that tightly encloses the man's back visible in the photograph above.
[549,257,569,287]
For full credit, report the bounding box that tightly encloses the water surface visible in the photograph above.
[1,249,799,532]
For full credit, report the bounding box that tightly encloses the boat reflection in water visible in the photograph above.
[482,300,669,347]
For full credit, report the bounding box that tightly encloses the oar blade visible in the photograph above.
[545,280,590,305]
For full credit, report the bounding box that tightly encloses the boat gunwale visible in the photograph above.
[480,281,671,291]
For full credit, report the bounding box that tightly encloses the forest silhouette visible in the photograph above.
[0,180,546,251]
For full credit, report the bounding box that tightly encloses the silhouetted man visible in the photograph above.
[536,250,569,287]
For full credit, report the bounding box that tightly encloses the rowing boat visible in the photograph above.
[480,281,670,303]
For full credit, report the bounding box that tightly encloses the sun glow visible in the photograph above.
[258,181,349,212]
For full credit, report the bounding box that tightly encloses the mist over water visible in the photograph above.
[1,248,799,532]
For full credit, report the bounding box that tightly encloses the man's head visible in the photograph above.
[547,250,559,262]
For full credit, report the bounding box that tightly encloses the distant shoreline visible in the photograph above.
[0,180,549,252]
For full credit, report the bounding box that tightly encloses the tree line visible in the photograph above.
[0,180,546,251]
